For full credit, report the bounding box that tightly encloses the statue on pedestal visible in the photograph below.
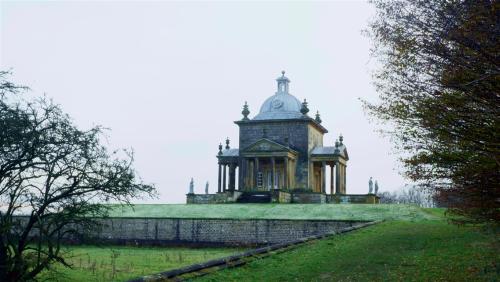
[189,178,194,194]
[368,177,373,194]
[205,181,209,194]
[374,180,379,195]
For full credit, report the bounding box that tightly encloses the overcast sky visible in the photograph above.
[1,0,408,203]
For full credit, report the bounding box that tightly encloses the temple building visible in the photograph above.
[187,71,378,204]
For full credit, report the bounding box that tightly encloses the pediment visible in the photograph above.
[243,139,290,153]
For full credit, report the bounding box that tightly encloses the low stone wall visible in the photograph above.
[91,217,367,246]
[186,191,242,204]
[328,194,380,204]
[271,190,292,203]
[187,192,380,205]
[292,193,326,203]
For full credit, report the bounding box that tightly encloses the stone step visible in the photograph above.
[236,192,272,203]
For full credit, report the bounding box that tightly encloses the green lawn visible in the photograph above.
[194,214,499,281]
[41,245,242,282]
[40,205,498,281]
[108,204,438,221]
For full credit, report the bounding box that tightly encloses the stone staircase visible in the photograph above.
[236,191,272,203]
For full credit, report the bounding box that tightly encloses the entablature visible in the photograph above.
[240,138,298,160]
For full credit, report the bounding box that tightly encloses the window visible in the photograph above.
[257,172,263,188]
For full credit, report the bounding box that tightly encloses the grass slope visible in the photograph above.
[195,214,499,281]
[41,246,241,282]
[108,204,437,221]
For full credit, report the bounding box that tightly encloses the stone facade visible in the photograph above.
[235,120,325,190]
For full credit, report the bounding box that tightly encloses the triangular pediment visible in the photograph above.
[243,138,291,153]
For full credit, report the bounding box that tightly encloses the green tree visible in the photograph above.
[365,0,499,224]
[0,72,156,281]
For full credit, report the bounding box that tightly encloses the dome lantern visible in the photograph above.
[276,70,290,94]
[253,71,303,120]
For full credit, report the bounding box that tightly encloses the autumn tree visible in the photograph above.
[0,72,156,281]
[365,0,499,224]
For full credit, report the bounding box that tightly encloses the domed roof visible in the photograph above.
[253,93,303,120]
[253,71,303,120]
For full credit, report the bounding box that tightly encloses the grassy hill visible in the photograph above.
[40,205,498,281]
[107,204,439,221]
[194,209,499,281]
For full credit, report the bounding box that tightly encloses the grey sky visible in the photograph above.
[1,1,407,203]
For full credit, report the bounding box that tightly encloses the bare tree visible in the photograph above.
[0,72,156,281]
[379,185,435,208]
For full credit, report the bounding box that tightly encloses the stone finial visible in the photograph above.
[281,70,285,76]
[218,143,223,155]
[315,111,322,123]
[205,181,209,194]
[242,101,250,121]
[300,99,309,115]
[339,134,344,145]
[225,137,230,150]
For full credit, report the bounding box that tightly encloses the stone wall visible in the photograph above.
[292,193,326,203]
[186,191,242,204]
[92,217,367,246]
[328,194,380,204]
[271,190,292,203]
[186,192,381,205]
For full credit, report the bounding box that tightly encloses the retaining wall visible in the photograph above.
[92,217,367,246]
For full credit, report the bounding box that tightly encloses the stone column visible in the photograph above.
[247,160,255,188]
[330,164,334,195]
[218,163,222,193]
[284,157,289,189]
[344,164,347,194]
[335,160,340,194]
[271,157,276,190]
[240,159,246,191]
[321,161,326,194]
[229,163,235,191]
[254,157,259,189]
[223,164,227,192]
